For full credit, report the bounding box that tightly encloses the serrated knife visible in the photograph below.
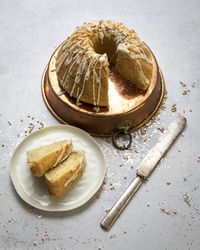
[101,115,186,231]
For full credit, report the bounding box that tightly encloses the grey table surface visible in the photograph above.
[0,0,200,249]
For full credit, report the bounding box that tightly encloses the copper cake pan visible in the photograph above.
[42,44,165,136]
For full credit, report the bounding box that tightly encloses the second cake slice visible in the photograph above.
[45,151,86,197]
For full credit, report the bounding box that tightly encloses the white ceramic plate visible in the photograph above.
[10,125,106,211]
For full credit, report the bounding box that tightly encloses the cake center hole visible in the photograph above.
[93,37,117,64]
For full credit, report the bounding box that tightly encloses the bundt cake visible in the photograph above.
[55,20,153,110]
[27,140,73,176]
[45,151,86,197]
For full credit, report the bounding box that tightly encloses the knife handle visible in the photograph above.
[100,176,143,231]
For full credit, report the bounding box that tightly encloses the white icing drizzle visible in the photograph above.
[56,41,82,72]
[75,55,91,103]
[57,89,66,96]
[74,55,96,102]
[99,31,104,44]
[76,87,80,97]
[62,34,79,51]
[62,50,83,88]
[117,43,130,54]
[63,164,81,187]
[118,43,153,64]
[92,59,99,106]
[74,56,88,84]
[96,56,104,106]
[135,60,149,86]
[53,143,71,167]
[63,155,84,187]
[93,106,100,112]
[100,21,112,39]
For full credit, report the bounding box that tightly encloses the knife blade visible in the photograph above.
[101,115,186,231]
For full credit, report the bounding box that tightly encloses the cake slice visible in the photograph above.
[45,151,86,197]
[27,140,73,177]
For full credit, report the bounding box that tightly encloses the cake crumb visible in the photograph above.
[106,138,111,143]
[180,81,186,87]
[171,103,177,112]
[191,82,195,88]
[182,90,188,95]
[135,149,139,153]
[173,208,177,215]
[160,208,171,215]
[183,193,191,207]
[147,202,150,207]
[123,155,128,160]
[140,128,147,136]
[166,181,171,185]
[109,234,116,239]
[157,126,165,133]
[119,163,123,167]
